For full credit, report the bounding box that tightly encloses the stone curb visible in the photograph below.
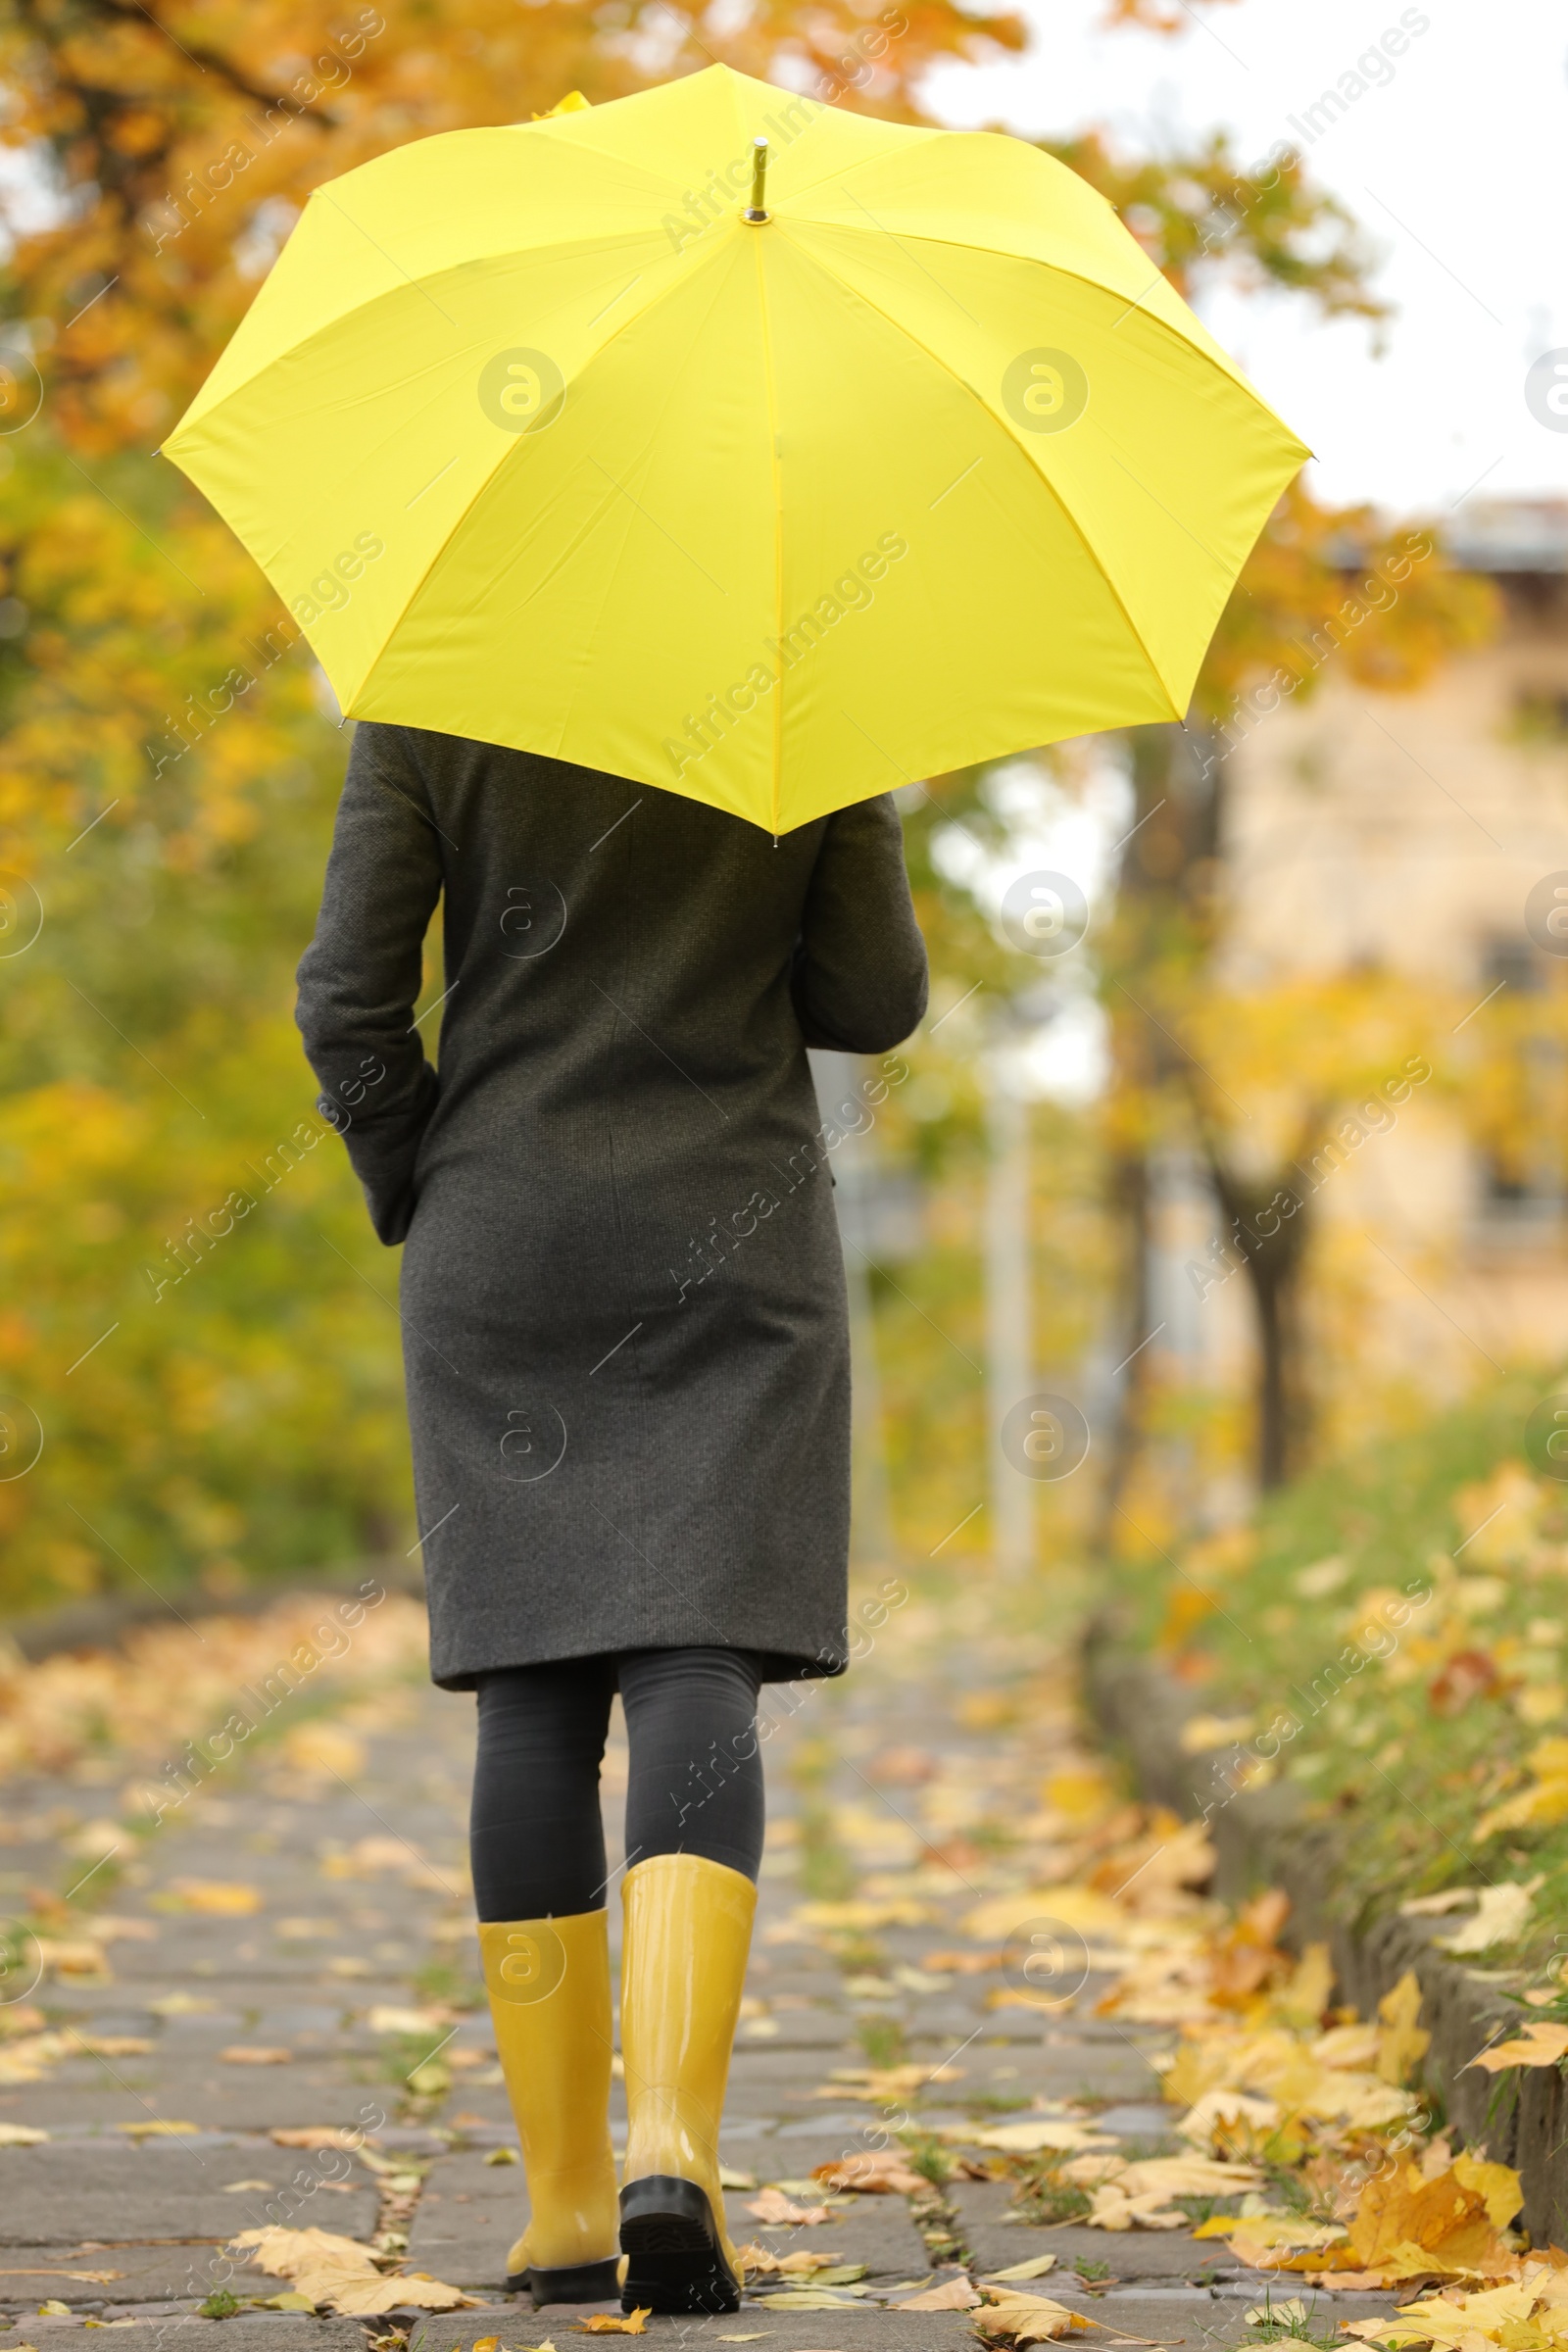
[1082,1615,1568,2249]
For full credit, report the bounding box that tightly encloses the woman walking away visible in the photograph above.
[295,725,928,2316]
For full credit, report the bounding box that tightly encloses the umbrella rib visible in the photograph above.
[343,240,745,713]
[788,211,1266,400]
[787,235,1184,718]
[174,225,683,436]
[752,233,786,838]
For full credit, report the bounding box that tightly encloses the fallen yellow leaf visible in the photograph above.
[1435,1881,1542,1955]
[1466,2023,1568,2075]
[811,2154,923,2194]
[896,2276,981,2309]
[1378,1971,1432,2087]
[975,2287,1102,2341]
[169,1880,264,1915]
[963,2121,1115,2156]
[747,2189,833,2226]
[575,2311,649,2332]
[230,2226,474,2313]
[1452,2152,1526,2231]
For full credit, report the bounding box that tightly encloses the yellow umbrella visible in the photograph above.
[164,65,1308,835]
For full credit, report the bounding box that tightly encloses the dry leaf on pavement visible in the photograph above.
[575,2313,649,2333]
[819,2063,963,2102]
[895,2276,982,2309]
[747,2189,833,2226]
[964,2122,1116,2155]
[230,2227,474,2313]
[221,2046,293,2065]
[0,2271,126,2283]
[1378,1972,1432,2086]
[986,2257,1058,2282]
[811,2154,924,2194]
[1213,2157,1525,2287]
[169,1880,264,1914]
[975,2287,1102,2341]
[270,2129,368,2149]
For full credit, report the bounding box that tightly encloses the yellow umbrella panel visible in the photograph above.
[164,65,1309,834]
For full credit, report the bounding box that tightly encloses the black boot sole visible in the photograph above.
[507,2257,621,2307]
[619,2175,740,2314]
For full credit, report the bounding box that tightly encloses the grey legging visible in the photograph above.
[470,1646,764,1920]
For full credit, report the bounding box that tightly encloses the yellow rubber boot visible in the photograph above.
[617,1853,758,2315]
[478,1910,620,2307]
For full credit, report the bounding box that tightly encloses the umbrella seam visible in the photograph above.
[535,239,756,772]
[331,236,749,714]
[780,227,1185,717]
[355,235,750,760]
[173,230,688,443]
[786,212,1268,406]
[751,232,786,838]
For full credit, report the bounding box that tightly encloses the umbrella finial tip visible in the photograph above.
[745,137,770,222]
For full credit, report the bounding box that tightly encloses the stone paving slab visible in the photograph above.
[0,2245,260,2305]
[24,2322,373,2348]
[951,2183,1217,2278]
[0,2145,379,2247]
[725,2190,931,2279]
[405,2149,529,2288]
[401,2312,988,2351]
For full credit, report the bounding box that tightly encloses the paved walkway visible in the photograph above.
[0,1581,1402,2352]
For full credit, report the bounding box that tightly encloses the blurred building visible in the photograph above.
[1152,497,1568,1420]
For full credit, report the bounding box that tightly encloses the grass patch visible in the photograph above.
[857,2015,906,2068]
[1007,2156,1091,2225]
[898,2128,956,2186]
[1240,2290,1341,2348]
[1111,1368,1568,1952]
[409,1960,481,2009]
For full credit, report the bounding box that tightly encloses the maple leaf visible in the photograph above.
[1467,2024,1568,2075]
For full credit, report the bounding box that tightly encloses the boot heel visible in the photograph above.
[619,2175,740,2314]
[515,2256,622,2307]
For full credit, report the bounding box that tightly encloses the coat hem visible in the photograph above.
[431,1637,849,1692]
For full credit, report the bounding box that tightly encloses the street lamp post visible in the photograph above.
[985,1070,1033,1578]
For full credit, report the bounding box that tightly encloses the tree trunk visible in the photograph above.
[1095,1146,1152,1543]
[1204,1156,1312,1489]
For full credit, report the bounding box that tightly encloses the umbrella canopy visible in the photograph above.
[164,65,1309,835]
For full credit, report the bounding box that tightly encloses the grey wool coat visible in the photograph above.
[295,724,928,1690]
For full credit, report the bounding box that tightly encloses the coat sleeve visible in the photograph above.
[295,723,445,1246]
[790,792,929,1053]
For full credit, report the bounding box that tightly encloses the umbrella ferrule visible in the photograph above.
[744,138,769,222]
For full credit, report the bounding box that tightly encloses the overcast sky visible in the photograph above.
[924,0,1568,523]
